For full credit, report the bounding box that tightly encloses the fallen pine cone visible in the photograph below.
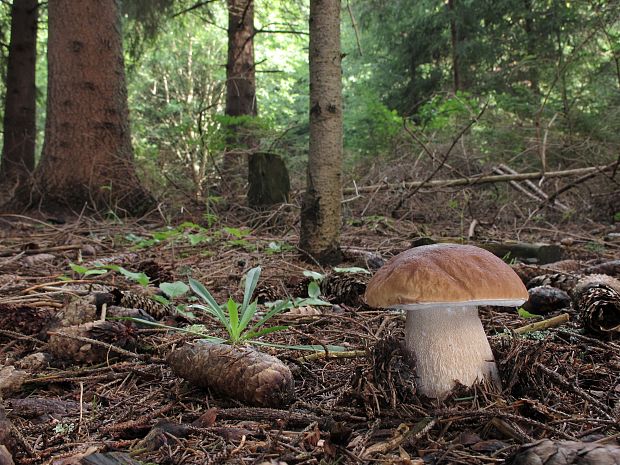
[110,289,174,320]
[321,272,368,306]
[48,321,137,363]
[522,285,571,314]
[573,275,620,336]
[526,272,581,293]
[167,341,294,408]
[507,438,620,465]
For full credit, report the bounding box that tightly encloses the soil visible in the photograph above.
[0,207,618,465]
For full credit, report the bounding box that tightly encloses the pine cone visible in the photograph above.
[526,272,581,293]
[112,289,174,320]
[167,341,294,408]
[573,275,620,336]
[288,276,313,298]
[321,273,368,306]
[48,321,136,363]
[522,286,571,314]
[252,283,282,304]
[0,304,59,339]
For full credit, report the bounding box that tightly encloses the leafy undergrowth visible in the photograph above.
[0,212,618,465]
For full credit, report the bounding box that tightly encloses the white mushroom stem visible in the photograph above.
[403,304,501,399]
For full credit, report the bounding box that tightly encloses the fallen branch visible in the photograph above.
[343,162,618,195]
[513,313,570,335]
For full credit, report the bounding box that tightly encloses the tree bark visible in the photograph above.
[299,0,343,265]
[18,0,153,215]
[223,0,257,191]
[225,0,257,119]
[448,0,461,93]
[0,0,38,197]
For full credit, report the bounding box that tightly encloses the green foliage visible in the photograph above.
[68,263,108,278]
[159,281,189,299]
[517,307,542,319]
[189,267,291,344]
[68,263,149,286]
[333,266,371,275]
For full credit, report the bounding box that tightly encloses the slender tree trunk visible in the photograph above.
[0,0,38,197]
[20,0,153,215]
[448,0,461,94]
[223,0,257,192]
[299,0,343,265]
[522,0,540,95]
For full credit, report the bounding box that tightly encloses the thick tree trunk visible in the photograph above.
[223,0,257,191]
[299,0,343,265]
[225,0,257,119]
[22,0,153,215]
[0,0,38,197]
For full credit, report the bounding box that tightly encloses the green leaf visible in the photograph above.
[303,270,324,281]
[84,269,108,277]
[333,266,371,274]
[187,233,210,246]
[247,299,292,334]
[294,297,332,307]
[251,341,348,352]
[117,267,150,286]
[517,307,542,319]
[241,266,261,314]
[307,280,321,299]
[189,278,232,334]
[69,263,89,274]
[126,318,226,343]
[222,226,250,239]
[159,281,189,299]
[227,298,240,340]
[69,263,108,277]
[238,301,258,334]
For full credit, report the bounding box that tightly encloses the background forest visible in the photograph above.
[0,0,618,228]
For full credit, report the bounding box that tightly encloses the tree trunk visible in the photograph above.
[522,0,540,95]
[223,0,257,192]
[448,0,461,93]
[21,0,153,215]
[0,0,38,197]
[299,0,343,265]
[247,152,290,207]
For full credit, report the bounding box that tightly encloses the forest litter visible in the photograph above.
[0,214,619,465]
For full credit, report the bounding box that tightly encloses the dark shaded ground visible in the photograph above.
[0,209,618,465]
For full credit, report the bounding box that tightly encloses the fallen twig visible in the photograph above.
[514,313,570,335]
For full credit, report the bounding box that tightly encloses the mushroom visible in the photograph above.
[364,243,528,399]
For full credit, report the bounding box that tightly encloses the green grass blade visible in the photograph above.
[188,278,232,334]
[227,298,240,341]
[247,299,291,334]
[125,318,227,343]
[241,266,261,314]
[238,300,258,334]
[250,341,348,352]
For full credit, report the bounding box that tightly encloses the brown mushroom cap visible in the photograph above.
[364,243,529,308]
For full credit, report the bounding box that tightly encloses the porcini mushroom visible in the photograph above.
[364,243,528,399]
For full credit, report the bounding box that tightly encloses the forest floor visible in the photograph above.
[0,207,619,465]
